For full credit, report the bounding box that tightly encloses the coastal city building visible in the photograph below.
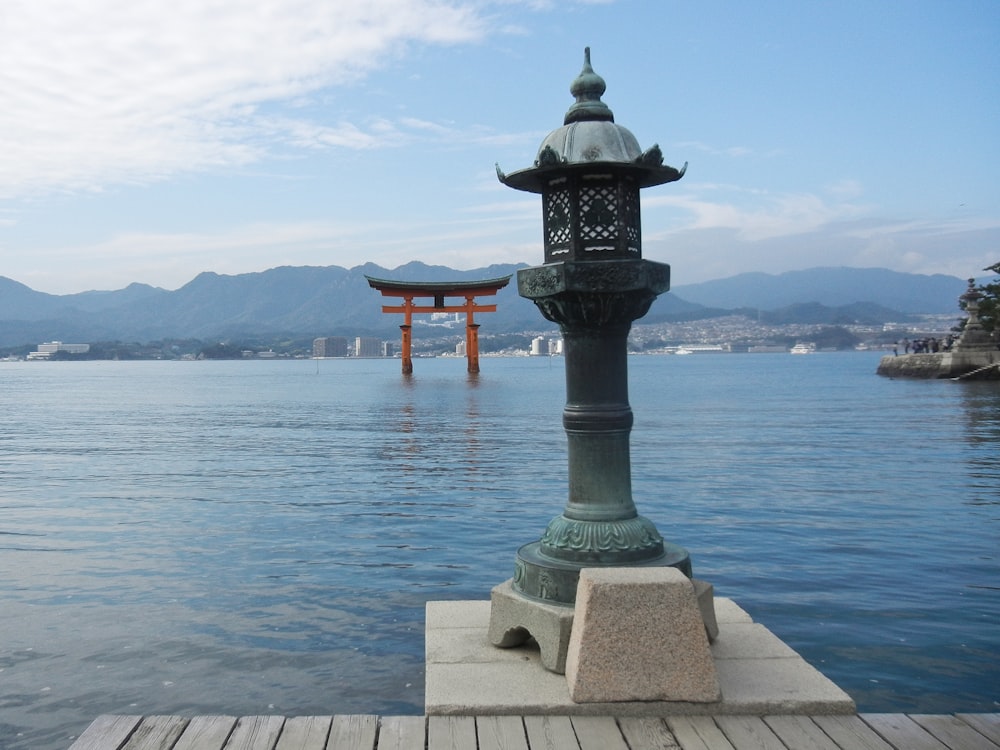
[26,341,90,360]
[529,336,562,356]
[7,310,968,362]
[312,336,348,358]
[354,336,383,358]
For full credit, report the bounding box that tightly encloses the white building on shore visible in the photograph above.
[26,341,90,360]
[530,336,563,356]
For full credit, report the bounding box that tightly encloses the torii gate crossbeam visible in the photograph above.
[366,276,512,374]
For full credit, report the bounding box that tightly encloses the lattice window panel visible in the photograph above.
[623,186,641,253]
[544,189,573,248]
[580,185,618,241]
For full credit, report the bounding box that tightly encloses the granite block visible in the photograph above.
[564,567,721,703]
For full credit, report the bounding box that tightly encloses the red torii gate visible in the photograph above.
[366,275,512,374]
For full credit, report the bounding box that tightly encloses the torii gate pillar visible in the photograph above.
[467,321,481,374]
[400,323,413,374]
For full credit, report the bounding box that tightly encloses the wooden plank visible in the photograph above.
[172,715,239,750]
[665,716,735,750]
[225,716,286,750]
[810,715,895,750]
[327,715,378,750]
[121,716,190,750]
[274,716,332,750]
[63,714,1000,750]
[714,716,786,750]
[617,717,681,750]
[954,714,1000,746]
[522,715,580,750]
[762,716,839,750]
[69,715,144,750]
[377,716,426,750]
[910,714,1000,750]
[427,715,476,750]
[860,714,950,750]
[477,716,529,750]
[568,717,628,750]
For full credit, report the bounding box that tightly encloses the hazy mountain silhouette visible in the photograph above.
[0,264,969,348]
[670,267,966,312]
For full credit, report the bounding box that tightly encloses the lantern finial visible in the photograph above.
[565,47,614,124]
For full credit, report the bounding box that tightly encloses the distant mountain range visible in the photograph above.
[0,264,970,348]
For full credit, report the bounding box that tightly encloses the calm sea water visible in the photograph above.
[1,353,997,749]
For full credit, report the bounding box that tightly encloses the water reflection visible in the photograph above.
[3,357,998,750]
[959,383,1000,504]
[373,373,489,490]
[959,382,1000,439]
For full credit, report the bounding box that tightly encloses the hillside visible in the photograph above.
[0,264,969,348]
[671,267,966,312]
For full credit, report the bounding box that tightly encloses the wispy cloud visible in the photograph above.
[645,183,870,241]
[643,208,1000,285]
[0,0,487,198]
[265,117,390,150]
[639,181,1000,283]
[673,141,776,159]
[12,203,542,292]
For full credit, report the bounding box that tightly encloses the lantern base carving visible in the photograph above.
[512,538,691,607]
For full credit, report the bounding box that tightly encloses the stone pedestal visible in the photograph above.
[489,580,575,674]
[565,567,720,703]
[694,578,719,642]
[490,570,719,679]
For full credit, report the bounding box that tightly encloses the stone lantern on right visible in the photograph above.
[490,48,698,673]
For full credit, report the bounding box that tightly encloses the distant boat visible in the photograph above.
[674,348,693,355]
[790,342,816,354]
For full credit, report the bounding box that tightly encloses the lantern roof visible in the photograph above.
[497,48,686,194]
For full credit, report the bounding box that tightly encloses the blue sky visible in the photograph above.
[2,0,997,295]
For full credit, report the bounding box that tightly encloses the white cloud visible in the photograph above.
[266,117,389,150]
[0,0,486,197]
[645,183,870,242]
[673,141,771,159]
[637,182,1000,284]
[824,179,864,201]
[12,192,999,294]
[643,213,1000,286]
[10,200,543,293]
[266,114,539,152]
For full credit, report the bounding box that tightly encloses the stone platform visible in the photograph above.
[425,597,855,717]
[876,351,1000,379]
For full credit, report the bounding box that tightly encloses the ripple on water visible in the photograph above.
[1,355,997,749]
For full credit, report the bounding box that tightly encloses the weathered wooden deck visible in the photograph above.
[68,712,1000,750]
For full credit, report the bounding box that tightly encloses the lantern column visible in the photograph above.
[488,48,701,674]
